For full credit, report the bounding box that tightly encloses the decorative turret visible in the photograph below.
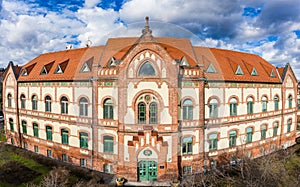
[140,16,154,42]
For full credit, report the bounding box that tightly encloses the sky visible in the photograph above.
[0,0,300,79]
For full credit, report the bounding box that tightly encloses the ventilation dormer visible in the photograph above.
[180,56,190,67]
[270,69,276,78]
[54,59,69,74]
[235,65,244,75]
[251,67,258,76]
[22,69,28,76]
[80,57,94,72]
[206,63,217,73]
[40,61,54,75]
[108,57,117,67]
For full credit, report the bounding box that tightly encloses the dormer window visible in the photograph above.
[235,65,244,75]
[251,67,258,76]
[80,57,93,72]
[55,65,63,74]
[207,63,217,73]
[180,56,190,67]
[108,57,117,67]
[22,69,28,76]
[270,69,276,78]
[55,59,69,74]
[40,66,48,75]
[138,61,156,76]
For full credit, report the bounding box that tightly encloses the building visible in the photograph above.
[2,18,298,182]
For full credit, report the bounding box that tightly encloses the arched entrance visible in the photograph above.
[137,147,158,181]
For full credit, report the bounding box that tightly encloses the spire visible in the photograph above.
[142,16,152,36]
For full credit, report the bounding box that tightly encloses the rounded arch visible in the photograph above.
[228,96,239,104]
[100,96,116,107]
[261,95,268,102]
[181,96,196,107]
[245,126,255,133]
[137,147,159,162]
[137,61,157,77]
[58,94,70,102]
[207,132,220,140]
[227,129,239,137]
[77,95,90,104]
[20,93,26,99]
[132,89,164,110]
[207,96,221,106]
[246,95,255,103]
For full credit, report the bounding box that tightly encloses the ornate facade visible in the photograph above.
[3,19,298,182]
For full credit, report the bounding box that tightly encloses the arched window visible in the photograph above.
[149,102,158,124]
[7,93,12,107]
[229,130,237,147]
[61,129,69,144]
[261,124,267,139]
[138,102,146,124]
[182,137,193,155]
[246,127,253,143]
[138,61,156,76]
[103,98,113,119]
[45,96,51,112]
[288,95,293,109]
[209,99,218,118]
[209,134,218,150]
[183,99,193,120]
[46,126,52,140]
[9,118,14,131]
[79,132,88,148]
[79,97,88,116]
[103,136,114,153]
[274,96,279,110]
[229,98,237,116]
[22,120,27,134]
[273,122,278,136]
[262,96,268,112]
[247,97,254,114]
[20,94,26,109]
[32,95,38,110]
[60,96,68,114]
[33,123,39,137]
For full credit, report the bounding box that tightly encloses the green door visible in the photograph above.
[138,161,157,181]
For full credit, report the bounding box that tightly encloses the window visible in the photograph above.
[24,142,28,150]
[80,132,88,149]
[182,137,193,155]
[246,127,253,143]
[262,96,268,112]
[229,98,237,116]
[79,97,88,116]
[229,130,237,147]
[22,121,27,134]
[80,158,87,167]
[274,96,279,110]
[7,93,12,107]
[235,65,244,75]
[61,129,69,145]
[210,160,217,169]
[209,134,218,150]
[62,154,68,162]
[138,61,156,76]
[251,67,258,76]
[11,138,14,145]
[138,102,146,124]
[247,97,254,114]
[103,98,113,119]
[34,145,39,153]
[287,119,292,133]
[9,118,14,131]
[183,99,193,120]
[20,94,26,109]
[209,99,218,118]
[183,166,192,175]
[261,124,267,139]
[45,96,51,112]
[103,164,113,173]
[207,63,217,73]
[288,95,293,109]
[46,126,52,141]
[103,136,114,153]
[33,123,39,137]
[60,96,68,114]
[273,122,278,136]
[149,102,158,124]
[47,149,52,157]
[32,95,38,110]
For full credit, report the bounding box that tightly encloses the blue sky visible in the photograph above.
[0,0,300,79]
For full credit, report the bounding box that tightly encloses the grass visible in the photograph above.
[0,129,6,142]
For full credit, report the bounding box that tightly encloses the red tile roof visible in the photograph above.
[18,37,283,83]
